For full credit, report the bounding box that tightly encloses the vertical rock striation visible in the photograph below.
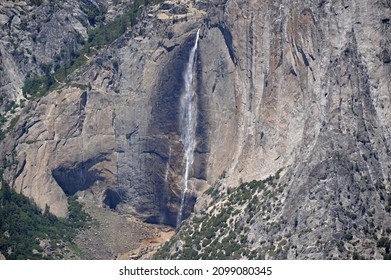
[170,0,391,259]
[0,0,390,258]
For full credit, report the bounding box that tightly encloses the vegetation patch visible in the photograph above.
[22,0,164,99]
[0,175,91,259]
[154,171,284,260]
[7,115,20,132]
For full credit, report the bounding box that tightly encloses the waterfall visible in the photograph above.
[177,30,200,227]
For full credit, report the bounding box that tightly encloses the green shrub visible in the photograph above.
[179,248,198,260]
[22,75,54,98]
[8,115,20,132]
[80,3,108,26]
[377,237,390,249]
[204,187,213,195]
[30,0,43,6]
[0,114,7,126]
[0,177,91,259]
[241,190,251,201]
[218,170,227,179]
[40,63,52,76]
[0,130,6,142]
[352,251,365,260]
[344,232,353,241]
[5,100,17,112]
[71,83,88,91]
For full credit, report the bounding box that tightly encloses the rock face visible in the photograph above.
[0,0,118,105]
[1,0,208,225]
[1,0,390,259]
[167,0,391,259]
[202,0,391,186]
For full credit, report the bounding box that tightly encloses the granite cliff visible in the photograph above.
[0,0,390,259]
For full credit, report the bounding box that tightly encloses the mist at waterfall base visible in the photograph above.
[176,30,200,227]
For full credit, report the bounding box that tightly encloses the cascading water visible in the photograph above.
[177,30,200,227]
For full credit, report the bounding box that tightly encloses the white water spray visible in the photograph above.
[177,30,200,226]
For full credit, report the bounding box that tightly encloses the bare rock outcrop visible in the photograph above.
[1,0,390,259]
[0,0,117,105]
